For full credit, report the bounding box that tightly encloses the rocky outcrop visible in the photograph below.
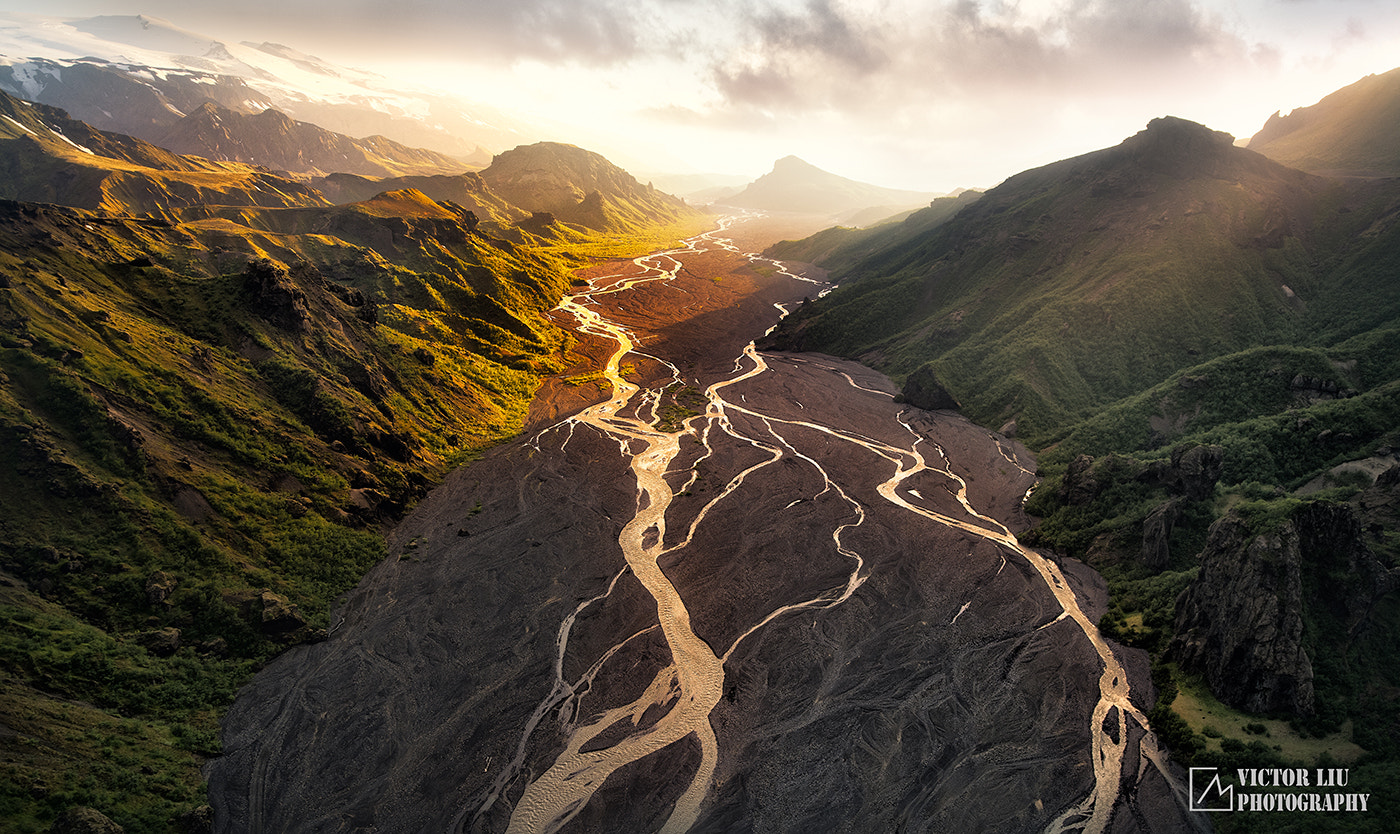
[1294,501,1397,638]
[1058,454,1100,506]
[898,362,960,411]
[1290,373,1356,404]
[1143,444,1223,500]
[243,259,311,331]
[1140,498,1183,572]
[1169,501,1397,716]
[1168,513,1314,715]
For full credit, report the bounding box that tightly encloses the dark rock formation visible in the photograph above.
[243,259,311,331]
[898,362,960,411]
[1059,455,1100,506]
[1169,514,1314,715]
[1294,502,1397,639]
[177,805,214,834]
[1169,501,1397,716]
[1167,444,1224,501]
[1140,498,1183,573]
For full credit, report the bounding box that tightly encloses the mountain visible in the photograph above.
[764,116,1398,442]
[0,90,328,213]
[1248,67,1400,177]
[155,103,476,178]
[0,13,530,160]
[722,155,945,222]
[480,141,700,233]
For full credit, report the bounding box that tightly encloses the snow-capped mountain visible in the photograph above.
[0,12,532,163]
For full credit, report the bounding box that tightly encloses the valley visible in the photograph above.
[2,10,1399,833]
[208,214,1197,833]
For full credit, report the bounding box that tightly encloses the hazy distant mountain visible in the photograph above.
[157,103,475,178]
[0,13,532,160]
[722,155,944,221]
[1248,66,1400,177]
[641,170,752,202]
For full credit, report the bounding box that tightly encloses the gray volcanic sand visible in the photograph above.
[206,216,1195,833]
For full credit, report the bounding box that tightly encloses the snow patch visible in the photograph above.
[48,126,94,154]
[7,61,57,99]
[3,113,35,134]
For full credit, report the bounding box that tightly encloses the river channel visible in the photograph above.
[208,215,1201,833]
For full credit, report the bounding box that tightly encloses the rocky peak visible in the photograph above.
[1118,116,1237,175]
[770,155,821,175]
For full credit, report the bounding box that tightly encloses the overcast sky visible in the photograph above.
[4,0,1399,191]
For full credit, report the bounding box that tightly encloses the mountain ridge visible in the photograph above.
[155,102,476,179]
[1248,66,1400,177]
[761,116,1362,440]
[0,12,532,161]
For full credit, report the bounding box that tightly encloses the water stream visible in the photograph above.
[467,216,1191,834]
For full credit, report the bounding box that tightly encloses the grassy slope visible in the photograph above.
[0,108,714,828]
[769,118,1392,445]
[1247,66,1400,177]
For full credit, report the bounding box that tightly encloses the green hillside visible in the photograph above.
[765,117,1397,445]
[1248,67,1400,177]
[0,93,712,831]
[767,115,1400,832]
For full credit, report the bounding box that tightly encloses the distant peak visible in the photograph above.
[772,155,816,171]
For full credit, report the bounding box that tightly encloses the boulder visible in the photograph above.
[49,807,123,834]
[257,590,308,638]
[145,570,177,607]
[135,627,182,657]
[177,804,214,834]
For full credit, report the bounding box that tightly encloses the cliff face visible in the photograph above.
[1168,501,1397,716]
[1169,515,1315,715]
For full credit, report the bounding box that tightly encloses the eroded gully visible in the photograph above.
[460,216,1196,834]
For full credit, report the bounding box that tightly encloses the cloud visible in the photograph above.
[705,0,1255,116]
[52,0,667,66]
